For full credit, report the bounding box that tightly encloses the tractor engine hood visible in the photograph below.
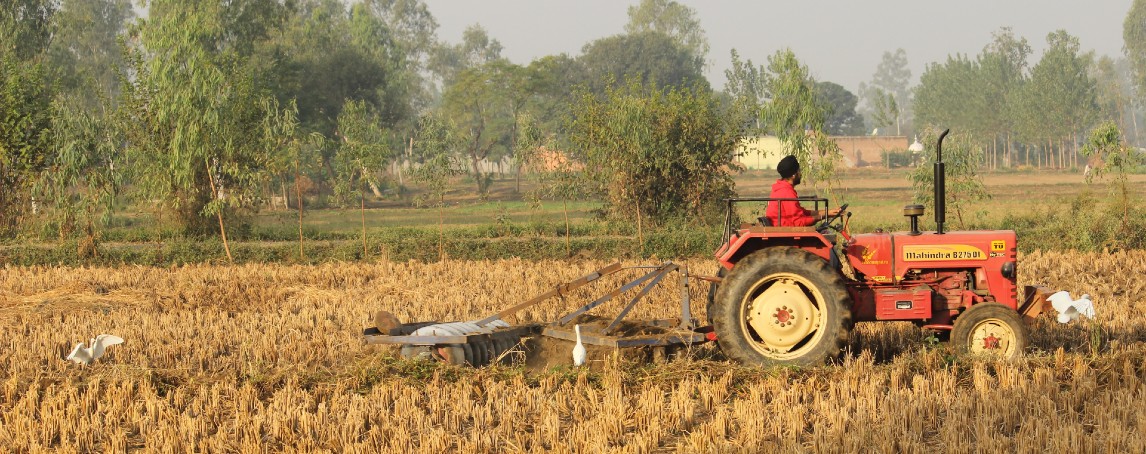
[846,229,1017,291]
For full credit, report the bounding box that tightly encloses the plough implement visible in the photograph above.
[363,262,713,367]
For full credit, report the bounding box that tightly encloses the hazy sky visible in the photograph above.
[424,0,1133,93]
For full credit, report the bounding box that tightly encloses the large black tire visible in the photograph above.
[950,303,1028,359]
[712,247,852,367]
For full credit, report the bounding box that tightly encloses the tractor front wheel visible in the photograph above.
[712,247,851,367]
[951,303,1028,359]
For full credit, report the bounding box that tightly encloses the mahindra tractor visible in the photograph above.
[707,129,1036,366]
[365,129,1060,368]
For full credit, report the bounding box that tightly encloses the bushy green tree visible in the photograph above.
[0,53,54,236]
[568,79,738,224]
[117,0,295,259]
[36,95,122,255]
[47,0,134,110]
[577,31,707,95]
[624,0,709,61]
[815,81,865,136]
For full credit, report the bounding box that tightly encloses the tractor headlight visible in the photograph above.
[1001,261,1016,279]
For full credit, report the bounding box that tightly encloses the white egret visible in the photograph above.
[572,325,587,367]
[1046,291,1096,324]
[66,334,124,365]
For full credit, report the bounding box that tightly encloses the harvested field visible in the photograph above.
[2,252,1146,452]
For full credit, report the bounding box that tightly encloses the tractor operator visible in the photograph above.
[766,155,840,227]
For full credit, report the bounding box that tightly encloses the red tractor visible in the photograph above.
[708,129,1031,366]
[366,129,1061,368]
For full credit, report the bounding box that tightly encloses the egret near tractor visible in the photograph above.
[364,129,1064,367]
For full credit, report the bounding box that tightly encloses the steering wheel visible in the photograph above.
[817,203,849,231]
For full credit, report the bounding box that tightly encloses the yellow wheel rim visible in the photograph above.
[968,318,1018,357]
[742,273,825,359]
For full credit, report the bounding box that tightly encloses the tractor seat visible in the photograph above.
[756,216,774,227]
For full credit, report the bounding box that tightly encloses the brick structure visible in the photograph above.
[832,135,910,168]
[736,135,912,169]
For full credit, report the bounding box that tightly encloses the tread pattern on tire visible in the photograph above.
[712,247,852,367]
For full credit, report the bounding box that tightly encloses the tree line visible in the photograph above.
[2,0,1144,254]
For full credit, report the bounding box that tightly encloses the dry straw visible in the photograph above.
[0,252,1143,451]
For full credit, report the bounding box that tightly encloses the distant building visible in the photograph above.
[735,135,911,169]
[833,135,910,167]
[734,136,786,170]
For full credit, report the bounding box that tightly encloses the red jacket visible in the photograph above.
[766,179,816,227]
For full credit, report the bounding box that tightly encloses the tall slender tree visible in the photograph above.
[859,48,912,135]
[759,49,841,189]
[333,99,390,256]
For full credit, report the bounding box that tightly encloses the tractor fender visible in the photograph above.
[717,229,836,270]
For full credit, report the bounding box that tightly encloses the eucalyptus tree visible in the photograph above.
[0,55,54,235]
[976,27,1031,167]
[0,0,55,60]
[1081,122,1143,247]
[914,54,981,136]
[431,24,503,89]
[724,49,767,130]
[1124,0,1146,105]
[859,49,912,134]
[333,99,391,257]
[353,0,439,113]
[759,49,841,189]
[36,96,122,255]
[1092,56,1137,141]
[411,113,463,260]
[118,0,296,260]
[909,128,988,229]
[1014,30,1097,168]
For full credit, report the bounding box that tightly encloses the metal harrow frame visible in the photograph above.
[363,261,712,366]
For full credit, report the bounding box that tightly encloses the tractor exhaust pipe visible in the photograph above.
[934,129,950,234]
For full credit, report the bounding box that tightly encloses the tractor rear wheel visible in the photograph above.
[712,247,851,367]
[951,303,1028,359]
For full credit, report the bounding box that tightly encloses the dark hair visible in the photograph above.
[777,155,800,179]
